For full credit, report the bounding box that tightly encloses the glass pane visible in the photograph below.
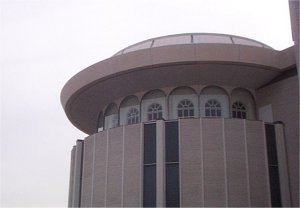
[153,34,191,47]
[237,111,242,118]
[189,109,194,117]
[268,166,282,207]
[217,110,221,117]
[143,123,156,164]
[193,34,232,44]
[165,121,179,163]
[143,165,156,207]
[124,40,152,53]
[166,164,180,207]
[184,109,188,117]
[178,110,182,118]
[205,109,210,117]
[265,124,282,207]
[158,112,163,120]
[211,110,216,117]
[232,37,263,47]
[232,111,236,118]
[265,124,278,165]
[242,112,246,119]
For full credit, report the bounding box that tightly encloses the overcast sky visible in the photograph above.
[0,0,293,207]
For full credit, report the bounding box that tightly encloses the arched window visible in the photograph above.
[104,103,118,129]
[200,86,229,118]
[147,103,163,121]
[169,86,198,119]
[231,88,255,120]
[120,95,140,125]
[97,111,104,132]
[141,90,166,122]
[177,99,194,118]
[232,101,247,119]
[127,107,139,124]
[205,99,222,117]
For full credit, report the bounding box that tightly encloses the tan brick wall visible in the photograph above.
[179,119,203,207]
[123,124,142,207]
[179,118,270,207]
[246,120,270,206]
[106,128,123,207]
[75,118,273,207]
[77,124,142,207]
[224,119,249,206]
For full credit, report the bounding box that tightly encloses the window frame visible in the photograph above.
[126,107,140,125]
[177,99,195,118]
[205,99,222,117]
[232,101,247,119]
[147,103,163,121]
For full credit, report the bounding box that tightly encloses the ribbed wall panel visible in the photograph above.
[224,119,249,206]
[71,118,272,207]
[123,124,142,207]
[179,118,270,207]
[106,128,123,207]
[68,146,75,207]
[80,136,94,207]
[246,120,271,206]
[92,132,107,207]
[179,119,203,206]
[202,118,226,207]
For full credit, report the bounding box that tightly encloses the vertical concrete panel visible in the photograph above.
[202,118,226,207]
[156,120,165,207]
[224,119,249,206]
[72,141,84,207]
[275,124,292,207]
[179,119,203,207]
[80,136,94,207]
[123,124,142,207]
[106,127,123,207]
[68,146,75,207]
[246,120,271,206]
[92,131,107,207]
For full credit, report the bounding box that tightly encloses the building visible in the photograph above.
[61,33,299,207]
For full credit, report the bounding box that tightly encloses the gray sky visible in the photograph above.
[0,0,293,206]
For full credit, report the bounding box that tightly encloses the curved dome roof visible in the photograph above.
[61,33,296,134]
[114,33,273,56]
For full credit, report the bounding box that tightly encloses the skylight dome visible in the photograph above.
[114,33,272,56]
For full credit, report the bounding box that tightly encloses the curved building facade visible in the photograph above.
[62,33,299,207]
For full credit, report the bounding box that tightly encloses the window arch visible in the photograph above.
[177,99,194,118]
[104,103,118,129]
[169,86,198,119]
[231,88,256,120]
[141,89,166,122]
[232,101,247,119]
[147,103,163,121]
[200,86,229,118]
[205,99,222,117]
[119,95,139,125]
[127,107,139,124]
[97,111,104,132]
